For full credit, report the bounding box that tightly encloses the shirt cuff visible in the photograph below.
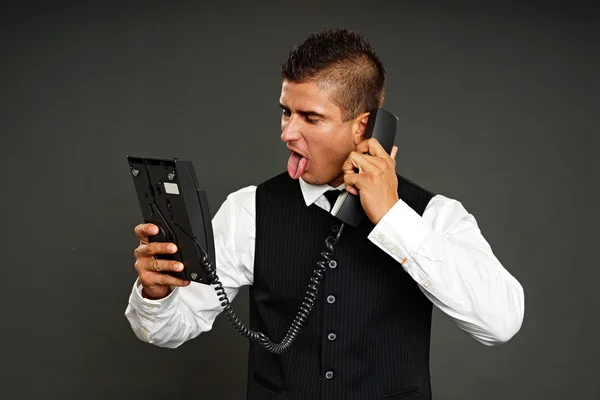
[368,199,431,266]
[129,278,180,317]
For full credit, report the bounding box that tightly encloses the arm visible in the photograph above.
[124,186,257,348]
[368,194,525,346]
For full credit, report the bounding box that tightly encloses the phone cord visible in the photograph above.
[197,223,345,355]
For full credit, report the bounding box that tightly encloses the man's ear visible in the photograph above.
[352,112,371,145]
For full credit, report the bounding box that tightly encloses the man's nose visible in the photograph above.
[281,117,302,143]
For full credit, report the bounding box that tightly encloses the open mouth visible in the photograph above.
[287,150,308,180]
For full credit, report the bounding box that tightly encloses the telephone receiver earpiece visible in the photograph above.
[331,108,398,227]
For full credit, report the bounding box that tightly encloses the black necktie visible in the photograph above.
[324,189,341,208]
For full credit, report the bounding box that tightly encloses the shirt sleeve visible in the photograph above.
[367,194,525,346]
[124,185,257,348]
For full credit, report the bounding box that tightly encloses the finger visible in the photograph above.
[356,138,390,158]
[341,156,356,175]
[149,258,184,273]
[390,146,398,160]
[136,258,183,273]
[141,271,190,288]
[343,173,360,195]
[341,156,358,194]
[135,242,177,258]
[344,151,388,175]
[146,242,178,256]
[342,151,377,174]
[134,223,159,242]
[355,139,370,154]
[156,274,191,287]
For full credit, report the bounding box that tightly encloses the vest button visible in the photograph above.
[328,260,337,269]
[325,371,334,379]
[328,333,336,341]
[327,295,336,304]
[332,225,339,232]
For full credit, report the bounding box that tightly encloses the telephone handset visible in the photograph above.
[126,108,399,356]
[331,108,399,227]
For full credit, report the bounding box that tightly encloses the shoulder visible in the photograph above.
[396,174,436,216]
[257,171,295,191]
[226,184,257,202]
[213,185,257,222]
[425,193,473,216]
[396,174,434,196]
[255,171,300,202]
[222,172,291,211]
[421,192,479,234]
[395,174,471,222]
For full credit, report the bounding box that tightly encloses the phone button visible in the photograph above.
[327,295,336,304]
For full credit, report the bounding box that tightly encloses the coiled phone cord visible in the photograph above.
[196,223,345,355]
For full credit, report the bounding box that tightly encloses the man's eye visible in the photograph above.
[281,109,291,117]
[307,118,319,124]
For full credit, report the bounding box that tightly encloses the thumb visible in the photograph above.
[390,146,398,160]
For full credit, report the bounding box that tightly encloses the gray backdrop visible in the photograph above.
[1,2,598,399]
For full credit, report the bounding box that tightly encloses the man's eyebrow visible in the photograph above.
[278,103,326,119]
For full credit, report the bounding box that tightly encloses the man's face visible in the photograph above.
[279,79,367,187]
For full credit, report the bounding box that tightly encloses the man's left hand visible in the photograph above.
[342,138,399,225]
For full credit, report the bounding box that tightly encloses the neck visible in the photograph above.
[327,172,345,188]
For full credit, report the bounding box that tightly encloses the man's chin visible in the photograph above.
[299,172,315,184]
[297,172,320,185]
[300,172,342,187]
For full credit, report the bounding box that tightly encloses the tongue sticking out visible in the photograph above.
[287,152,308,180]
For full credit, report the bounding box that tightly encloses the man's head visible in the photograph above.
[279,27,386,186]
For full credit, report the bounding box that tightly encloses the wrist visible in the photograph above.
[374,195,400,225]
[141,286,171,300]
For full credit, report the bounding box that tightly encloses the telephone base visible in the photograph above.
[127,156,216,284]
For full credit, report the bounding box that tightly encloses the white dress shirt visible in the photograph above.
[125,178,525,349]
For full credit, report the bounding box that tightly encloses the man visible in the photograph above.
[125,28,524,399]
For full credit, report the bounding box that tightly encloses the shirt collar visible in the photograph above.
[298,177,345,207]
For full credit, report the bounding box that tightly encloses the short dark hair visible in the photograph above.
[281,27,386,121]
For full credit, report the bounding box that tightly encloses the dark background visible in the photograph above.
[1,2,598,399]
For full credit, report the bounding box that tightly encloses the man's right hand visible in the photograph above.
[133,223,191,300]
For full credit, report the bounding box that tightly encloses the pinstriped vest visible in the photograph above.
[247,172,435,400]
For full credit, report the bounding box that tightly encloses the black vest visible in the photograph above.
[247,172,435,400]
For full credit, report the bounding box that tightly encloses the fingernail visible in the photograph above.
[168,244,177,252]
[174,263,183,271]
